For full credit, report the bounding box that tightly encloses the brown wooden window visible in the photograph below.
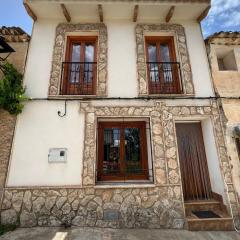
[145,36,182,94]
[61,36,97,95]
[97,121,149,181]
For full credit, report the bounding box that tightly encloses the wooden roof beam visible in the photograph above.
[133,5,139,22]
[98,4,104,22]
[23,2,37,21]
[197,5,211,22]
[166,6,175,23]
[61,4,71,22]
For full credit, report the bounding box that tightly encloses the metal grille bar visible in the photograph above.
[147,62,183,94]
[60,62,97,95]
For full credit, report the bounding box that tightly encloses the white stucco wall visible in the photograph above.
[7,101,84,186]
[182,22,214,97]
[23,19,213,99]
[23,20,59,98]
[9,19,215,186]
[108,21,138,97]
[202,118,227,203]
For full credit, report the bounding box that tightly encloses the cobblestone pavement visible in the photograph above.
[0,227,239,240]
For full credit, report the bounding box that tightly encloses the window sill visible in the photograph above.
[148,93,184,96]
[94,181,155,189]
[216,70,239,73]
[48,95,98,100]
[139,93,195,98]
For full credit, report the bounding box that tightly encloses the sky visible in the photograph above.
[0,0,239,38]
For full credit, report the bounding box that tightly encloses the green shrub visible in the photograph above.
[0,62,27,115]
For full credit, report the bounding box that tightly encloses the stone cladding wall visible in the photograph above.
[0,110,16,203]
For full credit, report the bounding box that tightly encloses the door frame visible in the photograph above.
[174,119,213,202]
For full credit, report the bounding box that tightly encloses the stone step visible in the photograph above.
[184,200,226,216]
[187,217,234,231]
[184,199,234,230]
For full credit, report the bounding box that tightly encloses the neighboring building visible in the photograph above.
[0,27,30,203]
[205,32,240,206]
[0,26,30,75]
[0,0,239,230]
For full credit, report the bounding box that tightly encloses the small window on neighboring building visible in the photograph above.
[97,121,152,182]
[216,48,238,71]
[145,36,182,94]
[61,36,98,95]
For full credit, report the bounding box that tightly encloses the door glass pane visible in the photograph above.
[103,128,120,174]
[70,43,81,83]
[124,128,142,175]
[148,44,159,82]
[160,43,172,82]
[84,43,94,84]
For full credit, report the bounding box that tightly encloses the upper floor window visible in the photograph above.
[145,36,182,94]
[60,36,97,95]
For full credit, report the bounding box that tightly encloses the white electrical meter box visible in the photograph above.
[48,148,67,163]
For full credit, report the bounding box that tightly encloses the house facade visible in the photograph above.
[0,0,239,230]
[206,32,240,207]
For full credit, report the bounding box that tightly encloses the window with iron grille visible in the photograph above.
[61,36,97,95]
[97,121,152,182]
[145,36,182,94]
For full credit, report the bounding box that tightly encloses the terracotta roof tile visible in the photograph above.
[0,26,30,42]
[205,31,240,45]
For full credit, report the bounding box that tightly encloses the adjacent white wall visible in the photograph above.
[7,101,84,186]
[23,20,59,98]
[202,118,227,203]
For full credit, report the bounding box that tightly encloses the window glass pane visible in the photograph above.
[148,44,157,62]
[84,44,94,84]
[103,128,120,174]
[148,44,159,83]
[124,128,142,175]
[70,43,81,83]
[71,43,81,62]
[85,44,94,62]
[70,64,80,84]
[160,43,170,62]
[160,44,172,83]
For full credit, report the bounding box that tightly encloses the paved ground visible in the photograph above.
[0,227,239,240]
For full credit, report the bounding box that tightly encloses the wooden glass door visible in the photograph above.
[145,36,181,94]
[176,122,212,201]
[62,36,97,95]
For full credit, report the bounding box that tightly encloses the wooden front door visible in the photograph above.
[176,122,212,201]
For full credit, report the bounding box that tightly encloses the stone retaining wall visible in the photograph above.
[0,110,16,203]
[1,186,183,228]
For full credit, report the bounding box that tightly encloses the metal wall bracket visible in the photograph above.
[58,100,67,117]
